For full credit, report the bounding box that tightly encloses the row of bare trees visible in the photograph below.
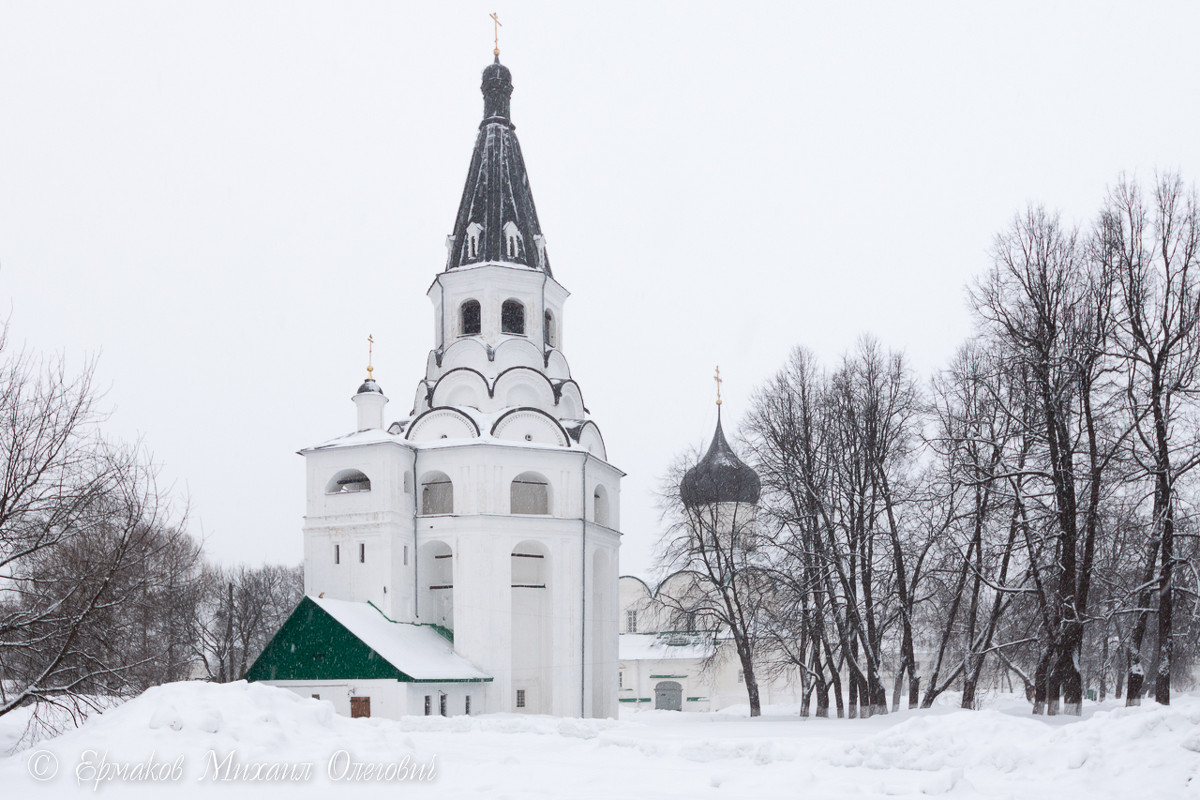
[658,173,1200,717]
[0,321,301,733]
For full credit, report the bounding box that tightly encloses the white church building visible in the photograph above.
[246,54,622,719]
[617,412,806,712]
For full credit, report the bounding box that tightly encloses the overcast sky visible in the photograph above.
[2,2,1199,579]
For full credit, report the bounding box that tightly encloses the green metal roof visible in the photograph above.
[245,596,491,683]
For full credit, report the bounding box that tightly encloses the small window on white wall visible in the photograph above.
[359,543,365,563]
[515,689,526,709]
[334,544,341,565]
[626,610,637,633]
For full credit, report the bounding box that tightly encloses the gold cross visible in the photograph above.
[367,334,375,379]
[490,12,502,56]
[714,365,723,406]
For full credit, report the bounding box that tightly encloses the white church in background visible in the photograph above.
[246,54,622,720]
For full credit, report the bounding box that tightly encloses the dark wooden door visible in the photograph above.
[350,697,371,718]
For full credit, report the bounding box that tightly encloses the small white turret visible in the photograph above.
[352,378,388,431]
[352,334,387,431]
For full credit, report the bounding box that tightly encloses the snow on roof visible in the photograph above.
[302,407,586,453]
[310,596,491,682]
[302,427,408,453]
[619,632,714,662]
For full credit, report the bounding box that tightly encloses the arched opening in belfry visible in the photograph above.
[326,469,371,494]
[502,300,525,335]
[419,540,454,630]
[591,548,616,715]
[593,485,610,527]
[460,299,481,336]
[511,540,550,713]
[420,471,454,515]
[511,472,550,515]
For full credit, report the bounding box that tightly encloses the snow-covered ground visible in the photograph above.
[1,681,1197,798]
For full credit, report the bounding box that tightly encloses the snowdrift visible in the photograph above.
[0,680,1196,798]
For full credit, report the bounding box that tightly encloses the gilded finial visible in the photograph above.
[490,12,502,57]
[366,334,375,380]
[714,365,723,407]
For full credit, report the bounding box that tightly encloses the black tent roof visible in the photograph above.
[445,57,551,275]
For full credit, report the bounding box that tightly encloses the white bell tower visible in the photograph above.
[298,54,622,718]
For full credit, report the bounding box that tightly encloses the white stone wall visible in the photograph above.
[265,679,488,719]
[300,256,621,719]
[303,441,418,622]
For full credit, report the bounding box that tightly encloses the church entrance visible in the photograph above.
[654,681,682,711]
[350,697,371,718]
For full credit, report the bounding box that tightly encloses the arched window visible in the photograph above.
[420,472,454,515]
[326,469,370,494]
[466,222,482,259]
[502,300,525,335]
[593,485,610,527]
[543,310,555,347]
[460,300,481,336]
[510,472,549,515]
[503,221,522,260]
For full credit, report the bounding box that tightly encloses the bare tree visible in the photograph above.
[743,348,843,717]
[1097,173,1200,705]
[195,562,303,682]
[0,324,198,721]
[647,173,1200,720]
[970,206,1119,715]
[744,341,929,717]
[923,342,1036,708]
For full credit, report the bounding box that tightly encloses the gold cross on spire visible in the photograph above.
[714,365,723,406]
[490,12,502,56]
[366,334,375,380]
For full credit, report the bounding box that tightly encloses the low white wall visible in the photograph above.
[265,679,491,720]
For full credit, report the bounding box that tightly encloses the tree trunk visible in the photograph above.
[962,674,977,710]
[829,658,845,719]
[1125,533,1160,706]
[1033,647,1052,715]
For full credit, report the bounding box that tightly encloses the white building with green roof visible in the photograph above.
[246,54,622,719]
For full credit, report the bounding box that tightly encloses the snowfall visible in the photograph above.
[1,682,1197,799]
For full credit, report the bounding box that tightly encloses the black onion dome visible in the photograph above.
[356,378,384,395]
[680,414,761,507]
[445,57,552,275]
[481,58,513,122]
